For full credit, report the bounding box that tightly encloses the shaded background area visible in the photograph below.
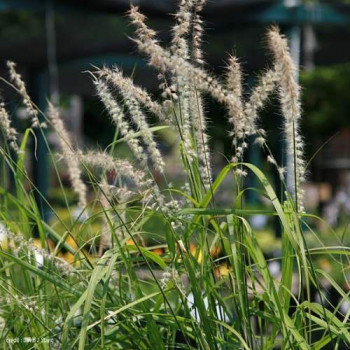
[1,0,350,227]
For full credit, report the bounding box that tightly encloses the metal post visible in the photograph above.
[29,69,50,222]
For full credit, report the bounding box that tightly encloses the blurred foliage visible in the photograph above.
[0,11,43,47]
[323,0,350,3]
[301,63,350,140]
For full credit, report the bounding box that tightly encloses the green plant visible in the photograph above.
[0,1,350,349]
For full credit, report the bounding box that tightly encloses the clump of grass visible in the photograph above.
[0,1,349,349]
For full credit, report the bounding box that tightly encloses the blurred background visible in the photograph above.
[1,0,350,241]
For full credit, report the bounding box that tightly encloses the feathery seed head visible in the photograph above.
[94,78,147,164]
[98,67,165,123]
[0,101,19,152]
[7,61,42,129]
[267,26,305,211]
[49,102,87,209]
[226,55,243,98]
[81,151,149,189]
